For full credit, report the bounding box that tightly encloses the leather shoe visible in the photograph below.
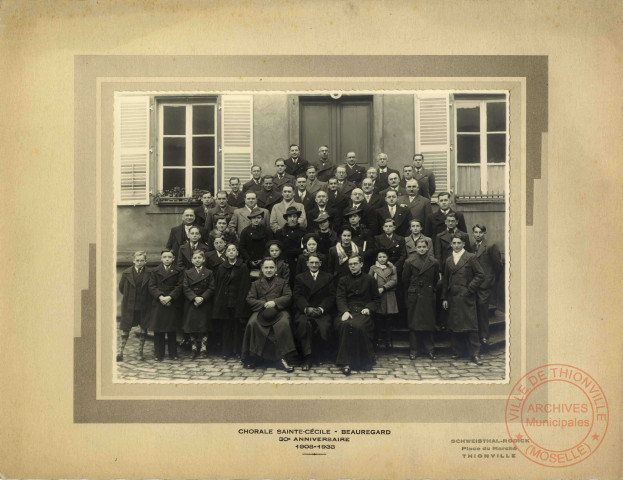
[409,351,417,360]
[301,358,312,371]
[428,352,437,360]
[472,354,483,366]
[116,354,123,362]
[280,358,294,373]
[341,366,351,376]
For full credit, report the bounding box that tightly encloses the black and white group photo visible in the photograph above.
[114,90,508,382]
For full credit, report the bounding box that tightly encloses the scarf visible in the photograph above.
[336,242,359,265]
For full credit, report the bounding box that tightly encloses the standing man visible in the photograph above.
[431,191,467,236]
[194,191,215,228]
[345,187,378,234]
[376,153,401,191]
[326,177,349,215]
[165,208,205,257]
[361,178,385,210]
[471,224,502,345]
[284,144,309,178]
[376,190,412,237]
[293,175,314,214]
[228,191,270,236]
[227,177,245,208]
[256,175,282,213]
[366,167,381,193]
[442,234,485,365]
[413,153,436,199]
[204,190,236,232]
[398,180,433,236]
[399,165,415,189]
[315,145,334,182]
[242,165,264,194]
[380,172,407,198]
[344,151,366,186]
[307,190,339,225]
[334,166,356,197]
[434,212,472,268]
[273,158,295,191]
[270,184,308,232]
[305,165,328,196]
[292,254,336,370]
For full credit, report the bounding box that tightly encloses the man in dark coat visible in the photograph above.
[334,166,357,197]
[176,225,210,270]
[293,175,315,214]
[315,145,334,182]
[241,258,297,372]
[376,190,413,237]
[345,188,379,234]
[413,153,436,199]
[193,191,215,228]
[379,172,407,198]
[430,191,467,236]
[441,234,485,365]
[273,158,295,191]
[307,190,339,228]
[228,191,270,236]
[434,212,472,267]
[373,218,407,272]
[325,177,349,218]
[334,255,381,375]
[292,254,336,370]
[375,153,401,191]
[117,251,151,362]
[305,165,328,196]
[204,191,236,231]
[361,178,385,211]
[242,165,264,194]
[398,180,433,236]
[148,249,184,361]
[226,177,245,208]
[471,224,503,344]
[344,151,366,186]
[284,144,309,178]
[165,208,207,257]
[256,175,282,213]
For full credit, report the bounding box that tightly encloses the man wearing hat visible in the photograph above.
[311,211,338,256]
[241,258,297,372]
[239,207,275,273]
[228,191,270,237]
[275,206,306,287]
[270,184,308,232]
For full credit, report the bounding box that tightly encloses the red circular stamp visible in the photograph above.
[505,364,609,467]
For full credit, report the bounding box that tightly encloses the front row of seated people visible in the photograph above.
[119,216,495,375]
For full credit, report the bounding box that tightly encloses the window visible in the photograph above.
[158,101,217,195]
[454,95,507,196]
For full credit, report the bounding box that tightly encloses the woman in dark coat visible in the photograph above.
[241,258,297,372]
[149,249,184,361]
[182,250,216,359]
[213,243,251,358]
[334,255,381,375]
[402,238,440,360]
[327,227,361,281]
[441,233,485,365]
[239,208,274,275]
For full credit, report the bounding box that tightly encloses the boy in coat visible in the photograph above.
[148,249,183,361]
[441,234,485,365]
[292,254,336,370]
[117,251,151,362]
[176,226,210,270]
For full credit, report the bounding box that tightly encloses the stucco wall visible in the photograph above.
[382,94,415,167]
[253,94,290,172]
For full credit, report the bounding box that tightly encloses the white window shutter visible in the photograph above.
[114,95,151,205]
[221,95,253,187]
[414,93,450,195]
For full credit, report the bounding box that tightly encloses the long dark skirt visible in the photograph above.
[333,313,376,369]
[241,311,296,361]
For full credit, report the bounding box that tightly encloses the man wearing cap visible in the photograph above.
[398,180,433,236]
[334,166,356,197]
[204,190,236,231]
[242,258,297,372]
[413,153,436,199]
[228,191,270,237]
[315,145,334,182]
[284,144,309,178]
[376,190,413,237]
[292,254,336,370]
[256,175,282,213]
[165,208,207,257]
[311,211,339,256]
[270,184,308,232]
[344,151,366,186]
[242,165,264,194]
[239,207,275,273]
[376,153,401,191]
[305,165,328,197]
[275,206,306,287]
[272,158,295,191]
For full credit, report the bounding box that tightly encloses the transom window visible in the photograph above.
[158,101,217,195]
[454,95,507,196]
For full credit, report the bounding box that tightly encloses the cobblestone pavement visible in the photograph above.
[116,328,506,383]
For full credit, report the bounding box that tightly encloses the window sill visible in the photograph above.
[455,194,506,204]
[154,197,202,206]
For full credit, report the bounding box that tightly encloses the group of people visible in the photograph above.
[118,146,503,376]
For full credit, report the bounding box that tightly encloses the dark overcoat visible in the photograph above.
[182,266,215,333]
[430,208,467,236]
[284,157,310,178]
[205,249,227,271]
[413,167,436,199]
[293,270,336,315]
[373,233,406,271]
[442,251,485,332]
[315,162,334,182]
[402,255,440,331]
[434,229,472,267]
[376,204,413,237]
[204,204,236,231]
[148,265,183,332]
[118,266,151,331]
[176,242,210,270]
[397,194,433,235]
[226,190,245,208]
[212,259,251,319]
[473,240,502,304]
[165,223,207,257]
[376,167,401,191]
[345,163,366,185]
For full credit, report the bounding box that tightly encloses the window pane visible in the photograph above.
[193,137,215,166]
[457,134,480,164]
[163,137,186,166]
[487,165,505,194]
[193,105,215,134]
[457,165,481,195]
[163,106,186,135]
[487,134,506,163]
[456,105,480,132]
[192,168,215,192]
[162,169,185,191]
[487,102,506,131]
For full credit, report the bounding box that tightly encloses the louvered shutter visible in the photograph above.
[114,95,151,205]
[221,95,253,187]
[414,93,450,196]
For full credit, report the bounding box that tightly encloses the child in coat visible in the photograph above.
[207,215,239,251]
[117,251,151,362]
[182,250,216,359]
[368,249,398,349]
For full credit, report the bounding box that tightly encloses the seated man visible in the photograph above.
[292,254,336,370]
[334,255,381,375]
[241,258,297,372]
